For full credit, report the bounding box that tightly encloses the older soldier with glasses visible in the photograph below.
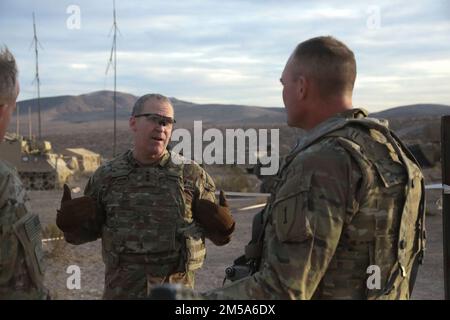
[56,93,235,299]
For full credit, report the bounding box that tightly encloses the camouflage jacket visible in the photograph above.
[65,149,216,275]
[0,159,48,299]
[205,108,425,300]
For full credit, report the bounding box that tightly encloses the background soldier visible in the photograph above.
[56,93,235,299]
[0,46,48,299]
[199,36,425,299]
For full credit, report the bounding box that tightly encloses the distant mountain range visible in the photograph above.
[15,90,286,126]
[14,90,450,126]
[373,104,450,119]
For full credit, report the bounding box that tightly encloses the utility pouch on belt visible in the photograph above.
[13,210,45,288]
[185,236,206,271]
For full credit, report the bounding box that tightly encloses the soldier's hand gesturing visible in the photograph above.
[56,184,96,233]
[193,190,235,246]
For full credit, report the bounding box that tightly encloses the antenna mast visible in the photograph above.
[28,106,32,140]
[32,12,42,140]
[106,0,119,157]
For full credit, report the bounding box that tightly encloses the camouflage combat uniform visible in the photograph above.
[0,159,48,299]
[205,108,425,300]
[65,149,216,299]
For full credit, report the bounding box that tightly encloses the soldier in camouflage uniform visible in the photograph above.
[57,94,234,299]
[202,36,426,300]
[0,47,48,299]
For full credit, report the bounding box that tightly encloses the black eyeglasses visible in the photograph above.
[133,113,176,126]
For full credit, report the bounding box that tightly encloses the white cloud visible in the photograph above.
[70,63,88,69]
[396,59,450,76]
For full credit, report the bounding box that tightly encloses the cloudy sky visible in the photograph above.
[1,0,449,111]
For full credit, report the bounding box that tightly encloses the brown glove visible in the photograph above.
[56,184,97,233]
[194,190,235,246]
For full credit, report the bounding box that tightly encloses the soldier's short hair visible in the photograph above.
[291,36,356,98]
[0,46,18,103]
[132,93,173,116]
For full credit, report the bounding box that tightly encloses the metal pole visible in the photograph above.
[112,0,117,157]
[106,0,118,157]
[441,115,450,299]
[113,15,117,158]
[28,106,32,140]
[32,12,42,140]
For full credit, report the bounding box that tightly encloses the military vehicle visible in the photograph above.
[406,122,441,168]
[408,142,440,168]
[0,133,73,190]
[63,148,101,174]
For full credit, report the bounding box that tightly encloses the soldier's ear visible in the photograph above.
[129,116,137,132]
[296,76,307,100]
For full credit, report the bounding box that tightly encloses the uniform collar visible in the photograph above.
[292,108,369,153]
[127,148,171,168]
[334,108,369,119]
